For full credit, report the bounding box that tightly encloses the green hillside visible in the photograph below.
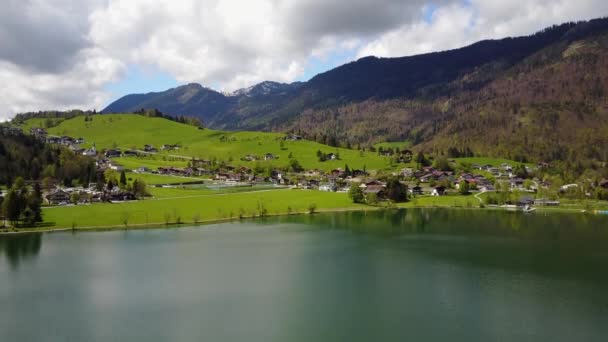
[27,114,393,171]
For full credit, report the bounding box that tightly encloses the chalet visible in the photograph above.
[330,169,346,178]
[143,144,158,152]
[191,159,211,167]
[109,191,136,202]
[123,150,139,157]
[285,134,303,141]
[400,168,414,177]
[105,149,121,158]
[82,144,97,157]
[478,184,495,192]
[242,154,258,161]
[351,169,368,177]
[319,183,336,192]
[431,186,446,196]
[46,190,70,205]
[560,184,578,192]
[264,153,277,160]
[410,186,424,195]
[161,144,180,150]
[109,162,124,171]
[30,127,47,138]
[534,198,560,206]
[364,185,386,199]
[360,180,385,188]
[517,196,535,206]
[509,178,525,189]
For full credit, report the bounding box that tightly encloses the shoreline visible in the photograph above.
[0,203,599,236]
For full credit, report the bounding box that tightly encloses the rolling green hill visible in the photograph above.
[28,114,393,171]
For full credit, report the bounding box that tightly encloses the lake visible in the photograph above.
[1,209,608,341]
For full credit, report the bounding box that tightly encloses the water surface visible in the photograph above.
[1,209,608,341]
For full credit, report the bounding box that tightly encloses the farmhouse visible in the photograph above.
[431,186,446,196]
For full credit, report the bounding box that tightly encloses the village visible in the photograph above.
[19,127,607,210]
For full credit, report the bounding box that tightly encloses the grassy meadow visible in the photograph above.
[42,189,365,229]
[32,114,392,171]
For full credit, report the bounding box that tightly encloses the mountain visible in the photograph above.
[103,81,302,128]
[103,18,608,162]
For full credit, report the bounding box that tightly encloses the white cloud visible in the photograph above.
[358,0,608,58]
[0,0,607,120]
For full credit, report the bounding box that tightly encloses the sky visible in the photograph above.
[1,0,607,121]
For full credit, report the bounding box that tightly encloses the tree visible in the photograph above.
[459,180,470,195]
[344,164,351,177]
[415,152,430,167]
[386,178,408,202]
[120,170,127,187]
[433,156,451,171]
[2,189,20,226]
[289,158,303,172]
[348,183,365,203]
[132,179,148,198]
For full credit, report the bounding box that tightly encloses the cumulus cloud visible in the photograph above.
[1,0,607,120]
[358,0,608,58]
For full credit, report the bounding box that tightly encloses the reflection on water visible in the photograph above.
[1,209,608,341]
[0,233,42,270]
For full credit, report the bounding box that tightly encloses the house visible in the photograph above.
[510,178,525,189]
[364,185,386,199]
[319,183,336,192]
[326,153,337,160]
[517,196,535,206]
[46,190,70,205]
[410,186,424,195]
[264,153,277,160]
[109,191,136,202]
[105,149,121,158]
[109,162,124,171]
[123,150,138,157]
[30,127,47,138]
[560,184,578,192]
[82,144,97,157]
[431,186,446,196]
[143,144,157,152]
[135,166,150,173]
[161,144,180,150]
[534,198,560,206]
[600,180,608,189]
[285,134,303,141]
[400,168,414,177]
[242,154,258,161]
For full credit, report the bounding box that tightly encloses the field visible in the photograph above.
[28,114,393,171]
[454,157,533,167]
[373,141,411,151]
[42,189,365,228]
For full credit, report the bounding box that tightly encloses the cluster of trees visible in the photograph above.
[133,108,204,128]
[348,178,408,205]
[103,169,149,198]
[1,178,42,227]
[1,129,96,187]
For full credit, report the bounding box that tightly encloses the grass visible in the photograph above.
[36,114,393,172]
[41,189,365,228]
[373,141,412,150]
[454,157,533,167]
[125,172,207,185]
[399,194,480,208]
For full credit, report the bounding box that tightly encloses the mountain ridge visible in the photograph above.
[102,17,608,163]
